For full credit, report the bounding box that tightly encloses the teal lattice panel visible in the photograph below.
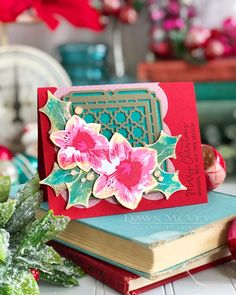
[62,89,163,147]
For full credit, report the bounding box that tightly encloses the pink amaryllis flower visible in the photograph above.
[93,133,158,209]
[50,115,109,172]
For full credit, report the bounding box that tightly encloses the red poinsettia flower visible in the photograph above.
[93,133,158,209]
[50,115,109,172]
[0,0,32,22]
[0,0,103,31]
[33,0,103,30]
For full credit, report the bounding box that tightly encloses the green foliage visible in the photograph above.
[0,175,84,294]
[67,171,98,208]
[148,131,181,165]
[44,215,70,243]
[0,176,10,203]
[0,267,40,295]
[0,200,16,227]
[40,91,71,132]
[0,229,10,263]
[23,245,63,266]
[147,131,186,199]
[14,174,40,208]
[40,164,77,187]
[17,211,55,255]
[40,259,84,287]
[41,164,98,208]
[152,168,186,199]
[6,192,42,234]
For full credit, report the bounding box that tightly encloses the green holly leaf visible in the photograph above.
[17,211,55,255]
[0,269,39,295]
[17,272,40,295]
[6,192,42,234]
[40,164,80,196]
[27,245,62,265]
[40,161,99,209]
[0,229,10,264]
[40,270,81,287]
[17,211,69,255]
[44,215,70,243]
[0,200,16,227]
[66,171,98,208]
[15,245,63,274]
[0,176,10,203]
[40,258,84,287]
[151,168,186,199]
[15,174,40,208]
[41,164,78,186]
[148,131,181,165]
[40,91,71,132]
[59,259,85,277]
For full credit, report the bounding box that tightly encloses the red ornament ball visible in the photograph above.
[0,145,13,161]
[151,41,172,58]
[228,219,236,261]
[223,17,236,34]
[103,0,121,15]
[149,6,165,22]
[151,26,167,42]
[185,26,210,49]
[119,5,138,24]
[202,144,226,192]
[103,0,121,14]
[205,38,231,59]
[168,1,180,16]
[30,268,40,281]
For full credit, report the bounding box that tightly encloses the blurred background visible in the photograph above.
[0,0,236,184]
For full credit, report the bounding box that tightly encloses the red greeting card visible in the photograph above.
[38,82,207,219]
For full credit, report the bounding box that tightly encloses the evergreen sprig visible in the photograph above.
[0,175,84,294]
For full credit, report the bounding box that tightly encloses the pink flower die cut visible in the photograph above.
[50,115,109,172]
[93,133,158,209]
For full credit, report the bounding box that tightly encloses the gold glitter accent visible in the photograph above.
[86,172,95,181]
[158,176,164,182]
[54,184,67,196]
[71,170,78,176]
[75,106,83,115]
[154,170,161,178]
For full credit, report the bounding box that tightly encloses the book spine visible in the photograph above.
[49,241,135,295]
[130,256,233,295]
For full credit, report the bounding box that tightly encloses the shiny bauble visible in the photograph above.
[204,34,232,59]
[149,5,165,22]
[0,145,13,161]
[0,160,18,185]
[119,5,138,24]
[151,41,172,58]
[185,26,210,49]
[151,26,167,42]
[202,144,226,192]
[102,0,121,15]
[30,268,40,281]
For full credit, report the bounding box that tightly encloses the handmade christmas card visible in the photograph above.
[38,83,207,219]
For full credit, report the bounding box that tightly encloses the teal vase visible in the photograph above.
[58,43,109,85]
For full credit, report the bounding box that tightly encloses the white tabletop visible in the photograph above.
[40,180,236,295]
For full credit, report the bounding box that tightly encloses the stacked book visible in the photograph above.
[38,191,236,295]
